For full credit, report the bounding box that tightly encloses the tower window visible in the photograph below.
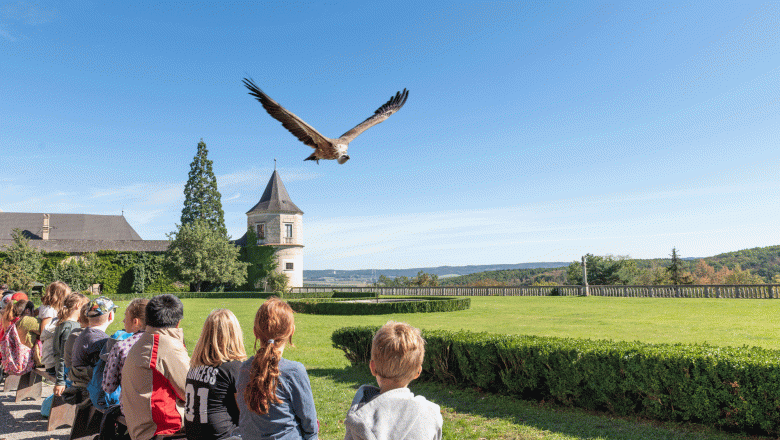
[285,223,293,238]
[285,262,294,270]
[256,224,265,240]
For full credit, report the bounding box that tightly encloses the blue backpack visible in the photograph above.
[88,330,132,411]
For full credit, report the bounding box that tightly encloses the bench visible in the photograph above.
[70,409,187,440]
[2,369,43,402]
[33,368,77,431]
[3,368,77,431]
[69,399,103,440]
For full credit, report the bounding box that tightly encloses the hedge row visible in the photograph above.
[289,291,376,299]
[332,327,780,435]
[97,290,373,302]
[99,291,278,301]
[290,297,470,315]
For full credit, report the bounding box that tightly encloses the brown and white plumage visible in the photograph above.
[243,78,408,164]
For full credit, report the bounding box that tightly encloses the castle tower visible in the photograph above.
[246,170,304,288]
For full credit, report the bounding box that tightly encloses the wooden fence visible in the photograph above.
[291,284,780,298]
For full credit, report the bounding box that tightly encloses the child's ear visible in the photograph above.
[413,366,422,380]
[369,359,377,377]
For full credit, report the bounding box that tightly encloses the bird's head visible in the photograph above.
[337,155,350,164]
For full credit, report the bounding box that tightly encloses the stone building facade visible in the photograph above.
[238,170,304,288]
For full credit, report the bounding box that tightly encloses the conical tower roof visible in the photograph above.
[247,170,303,214]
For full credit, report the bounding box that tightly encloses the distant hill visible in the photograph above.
[439,245,780,286]
[304,245,780,286]
[304,262,569,283]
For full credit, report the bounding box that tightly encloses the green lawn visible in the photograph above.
[107,296,780,439]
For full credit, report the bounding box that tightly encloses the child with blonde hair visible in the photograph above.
[344,321,442,440]
[185,309,247,440]
[237,297,318,440]
[39,281,71,376]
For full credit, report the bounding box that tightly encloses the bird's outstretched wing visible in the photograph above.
[243,78,332,150]
[338,89,409,144]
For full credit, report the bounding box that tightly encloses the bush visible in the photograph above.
[96,291,373,302]
[282,290,374,300]
[99,291,279,301]
[332,291,378,299]
[331,327,780,436]
[289,297,470,315]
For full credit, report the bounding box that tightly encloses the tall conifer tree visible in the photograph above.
[181,139,227,236]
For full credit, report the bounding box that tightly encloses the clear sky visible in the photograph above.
[1,1,779,270]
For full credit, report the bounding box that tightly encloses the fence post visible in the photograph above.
[770,285,775,299]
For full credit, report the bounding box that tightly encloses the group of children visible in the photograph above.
[0,282,443,440]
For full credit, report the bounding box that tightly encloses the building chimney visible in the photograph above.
[42,214,50,240]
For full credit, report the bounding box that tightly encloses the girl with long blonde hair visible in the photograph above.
[237,297,318,440]
[184,308,247,440]
[39,281,71,375]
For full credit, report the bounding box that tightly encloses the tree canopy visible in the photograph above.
[181,139,227,236]
[0,229,44,291]
[567,254,638,285]
[166,220,248,292]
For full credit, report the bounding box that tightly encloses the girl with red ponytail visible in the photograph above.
[237,297,318,439]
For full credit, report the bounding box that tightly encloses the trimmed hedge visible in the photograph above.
[289,297,470,315]
[286,290,376,299]
[100,291,279,301]
[96,290,375,302]
[332,327,780,435]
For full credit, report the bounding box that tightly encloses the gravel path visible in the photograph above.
[0,382,72,440]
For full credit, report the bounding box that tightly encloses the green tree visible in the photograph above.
[724,264,764,285]
[181,140,227,236]
[266,270,289,293]
[2,229,44,290]
[567,254,635,285]
[240,227,278,291]
[0,261,36,292]
[666,248,693,285]
[411,270,439,287]
[667,247,682,284]
[166,220,248,292]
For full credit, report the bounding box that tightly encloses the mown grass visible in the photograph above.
[106,296,780,439]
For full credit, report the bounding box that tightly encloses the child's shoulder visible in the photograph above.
[279,357,306,372]
[352,384,381,405]
[83,326,109,338]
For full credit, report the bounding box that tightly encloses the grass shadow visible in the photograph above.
[310,366,765,440]
[308,365,373,391]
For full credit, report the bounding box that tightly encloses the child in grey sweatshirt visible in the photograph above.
[344,321,442,440]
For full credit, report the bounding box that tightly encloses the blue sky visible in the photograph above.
[1,1,779,270]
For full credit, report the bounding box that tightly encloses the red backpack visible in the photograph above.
[0,319,35,375]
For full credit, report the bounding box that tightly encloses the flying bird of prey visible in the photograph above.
[243,78,409,164]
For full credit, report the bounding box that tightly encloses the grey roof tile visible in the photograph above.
[0,212,166,253]
[247,170,303,214]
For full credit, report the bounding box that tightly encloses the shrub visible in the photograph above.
[331,327,780,436]
[289,297,470,315]
[332,291,378,299]
[99,291,278,301]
